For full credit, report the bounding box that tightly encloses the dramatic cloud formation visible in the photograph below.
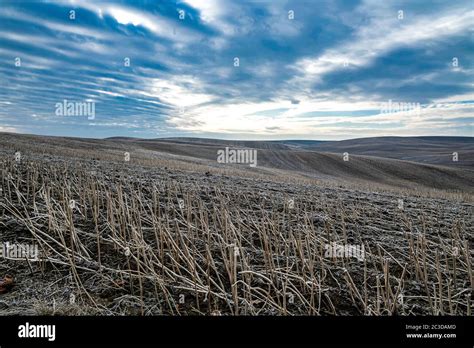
[0,0,472,139]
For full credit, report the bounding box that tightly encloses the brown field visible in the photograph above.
[0,132,472,315]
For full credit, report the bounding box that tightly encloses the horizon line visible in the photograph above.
[2,131,473,143]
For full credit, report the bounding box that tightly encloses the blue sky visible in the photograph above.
[0,0,473,140]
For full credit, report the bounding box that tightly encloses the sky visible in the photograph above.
[0,0,473,140]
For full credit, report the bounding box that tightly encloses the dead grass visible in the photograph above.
[0,144,472,316]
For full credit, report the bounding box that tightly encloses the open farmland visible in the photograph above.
[0,133,472,315]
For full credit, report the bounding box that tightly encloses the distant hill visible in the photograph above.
[108,137,473,191]
[1,132,472,192]
[288,136,474,167]
[146,136,474,167]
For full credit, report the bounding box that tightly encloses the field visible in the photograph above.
[0,132,472,315]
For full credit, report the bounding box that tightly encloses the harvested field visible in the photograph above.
[0,133,472,315]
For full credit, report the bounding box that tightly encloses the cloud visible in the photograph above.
[0,126,17,133]
[181,0,237,35]
[149,75,215,108]
[290,7,474,89]
[0,0,472,139]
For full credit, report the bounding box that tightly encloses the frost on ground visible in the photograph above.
[0,134,472,315]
